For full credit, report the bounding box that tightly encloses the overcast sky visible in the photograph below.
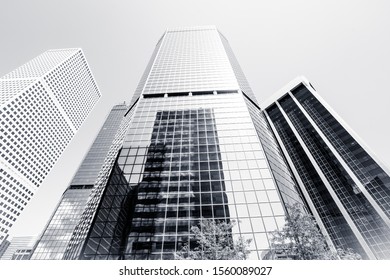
[1,0,389,238]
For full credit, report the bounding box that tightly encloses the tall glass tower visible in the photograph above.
[0,49,101,246]
[64,26,305,260]
[30,104,128,260]
[263,76,390,259]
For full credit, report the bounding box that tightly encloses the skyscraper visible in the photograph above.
[63,26,305,260]
[30,104,128,260]
[262,76,390,259]
[0,49,101,246]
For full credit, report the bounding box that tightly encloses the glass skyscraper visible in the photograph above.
[30,104,128,260]
[0,49,101,247]
[263,76,390,259]
[63,26,305,260]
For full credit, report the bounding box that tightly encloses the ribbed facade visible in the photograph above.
[263,77,390,259]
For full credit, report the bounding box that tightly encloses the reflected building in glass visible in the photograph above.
[262,76,390,259]
[64,26,305,260]
[30,104,128,260]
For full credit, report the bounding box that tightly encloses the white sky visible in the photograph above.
[1,0,389,238]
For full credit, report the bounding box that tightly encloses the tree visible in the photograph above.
[270,203,361,260]
[175,219,252,260]
[335,247,362,260]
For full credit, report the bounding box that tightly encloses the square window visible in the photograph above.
[260,204,273,216]
[236,204,249,217]
[247,204,261,217]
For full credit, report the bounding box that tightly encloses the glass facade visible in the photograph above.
[30,105,128,260]
[63,104,136,259]
[79,94,289,260]
[141,27,238,96]
[263,78,390,259]
[70,104,129,186]
[30,187,92,260]
[244,97,304,208]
